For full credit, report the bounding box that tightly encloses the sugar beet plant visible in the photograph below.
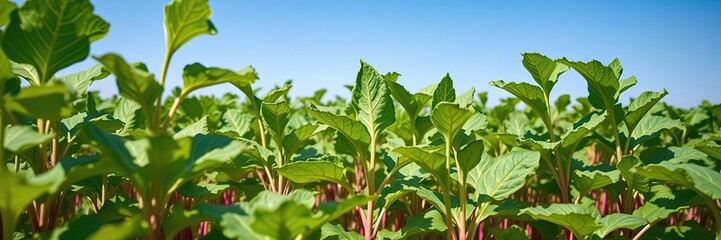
[1,0,721,240]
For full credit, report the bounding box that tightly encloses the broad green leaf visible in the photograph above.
[457,140,484,178]
[684,108,709,129]
[594,213,646,238]
[1,0,108,83]
[320,224,363,240]
[393,146,445,173]
[10,62,39,85]
[636,162,721,200]
[630,115,683,146]
[432,73,455,109]
[263,82,291,103]
[350,60,395,137]
[384,72,421,118]
[0,170,61,240]
[619,76,637,94]
[182,63,257,93]
[173,115,209,138]
[113,97,142,133]
[475,150,540,202]
[558,111,606,157]
[618,156,650,192]
[56,64,110,97]
[164,203,245,239]
[4,83,73,120]
[308,106,370,153]
[555,94,571,112]
[220,213,265,240]
[218,109,252,138]
[624,90,668,135]
[275,156,351,191]
[260,101,291,140]
[643,146,714,167]
[455,87,476,108]
[633,202,688,224]
[572,169,620,195]
[176,181,229,199]
[3,125,53,153]
[377,209,447,239]
[94,54,162,124]
[521,52,568,94]
[282,124,326,158]
[521,204,602,238]
[430,102,475,144]
[0,0,16,26]
[164,0,216,55]
[316,195,375,226]
[490,225,529,240]
[489,80,549,123]
[558,59,620,110]
[0,32,18,95]
[49,214,148,240]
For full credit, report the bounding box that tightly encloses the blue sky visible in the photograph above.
[62,0,721,107]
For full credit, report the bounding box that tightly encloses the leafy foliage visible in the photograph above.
[0,2,719,240]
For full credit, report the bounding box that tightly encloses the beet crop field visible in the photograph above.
[1,0,720,240]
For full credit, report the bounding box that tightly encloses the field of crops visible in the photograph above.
[1,0,720,240]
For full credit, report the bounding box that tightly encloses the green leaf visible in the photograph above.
[558,111,607,157]
[624,90,668,135]
[618,156,650,193]
[594,213,646,238]
[275,156,351,191]
[56,64,110,97]
[521,52,568,94]
[164,0,216,55]
[430,102,475,144]
[320,224,363,240]
[521,204,602,238]
[0,170,62,240]
[94,54,162,125]
[633,202,688,224]
[457,140,484,179]
[475,150,540,202]
[432,73,455,109]
[263,83,291,103]
[455,87,476,108]
[218,108,252,138]
[558,58,620,110]
[308,106,370,155]
[630,115,683,146]
[260,101,291,140]
[384,72,419,117]
[378,209,448,239]
[636,162,721,200]
[619,76,637,94]
[282,124,326,158]
[113,97,142,133]
[489,80,549,123]
[572,169,620,196]
[182,63,256,93]
[490,225,529,240]
[3,125,53,153]
[173,115,209,138]
[393,146,445,173]
[4,83,73,120]
[164,203,244,239]
[350,60,395,137]
[0,0,16,26]
[1,0,108,83]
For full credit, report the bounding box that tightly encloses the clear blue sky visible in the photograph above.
[61,0,721,108]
